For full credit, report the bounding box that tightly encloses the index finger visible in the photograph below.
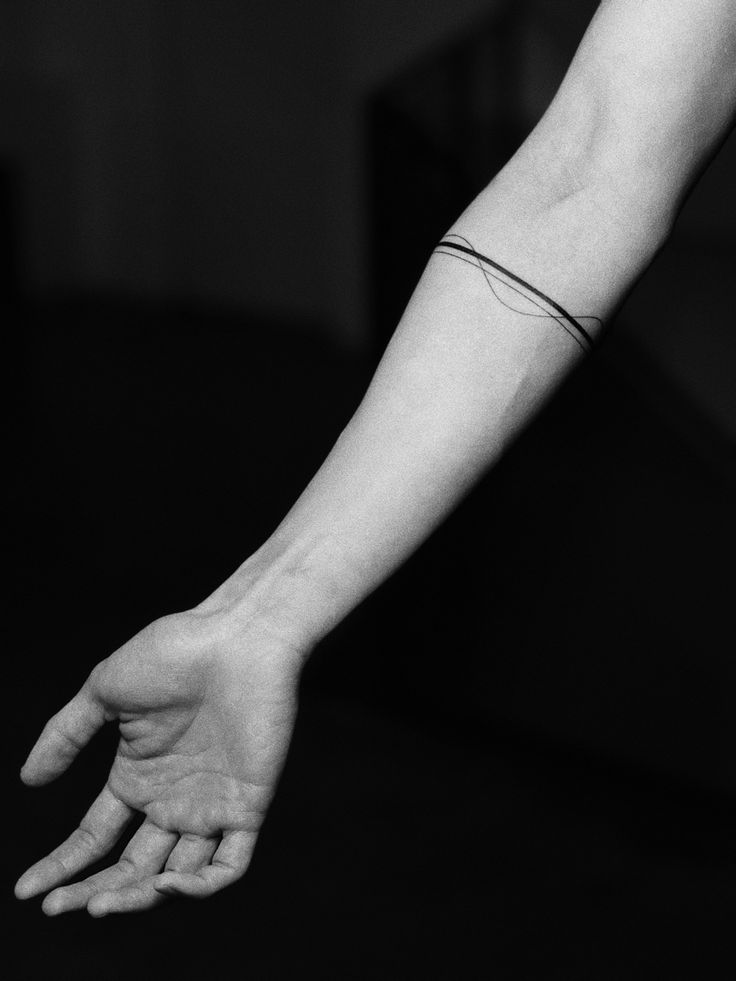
[15,784,134,900]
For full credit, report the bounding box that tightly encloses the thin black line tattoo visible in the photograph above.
[432,249,583,349]
[433,233,601,353]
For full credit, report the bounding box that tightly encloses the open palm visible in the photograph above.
[15,612,303,916]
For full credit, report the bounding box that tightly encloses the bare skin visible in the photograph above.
[16,611,304,916]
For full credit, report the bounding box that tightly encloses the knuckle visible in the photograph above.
[75,824,99,853]
[117,854,137,874]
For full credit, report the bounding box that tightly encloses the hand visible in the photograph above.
[14,609,304,916]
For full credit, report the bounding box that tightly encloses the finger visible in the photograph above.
[43,818,177,917]
[21,686,106,786]
[42,859,137,916]
[87,880,166,917]
[85,821,178,917]
[15,785,133,900]
[118,818,178,875]
[164,833,219,874]
[154,829,256,898]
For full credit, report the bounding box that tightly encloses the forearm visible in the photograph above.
[201,169,664,646]
[199,0,736,651]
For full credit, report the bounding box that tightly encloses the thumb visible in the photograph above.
[20,683,106,786]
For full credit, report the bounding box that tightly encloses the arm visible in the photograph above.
[208,0,736,643]
[15,0,736,916]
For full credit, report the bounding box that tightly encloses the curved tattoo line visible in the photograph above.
[442,242,600,333]
[446,232,602,332]
[441,238,571,325]
[434,233,600,353]
[443,233,602,342]
[433,250,581,348]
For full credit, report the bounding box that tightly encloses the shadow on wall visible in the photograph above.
[0,1,346,335]
[0,0,542,348]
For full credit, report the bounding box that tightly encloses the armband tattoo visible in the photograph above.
[433,233,600,353]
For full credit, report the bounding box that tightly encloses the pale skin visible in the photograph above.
[17,612,304,915]
[15,0,736,915]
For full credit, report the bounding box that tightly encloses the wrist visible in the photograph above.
[195,533,359,657]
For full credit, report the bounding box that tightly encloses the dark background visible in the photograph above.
[5,1,736,978]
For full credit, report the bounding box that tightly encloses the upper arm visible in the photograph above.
[519,0,736,226]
